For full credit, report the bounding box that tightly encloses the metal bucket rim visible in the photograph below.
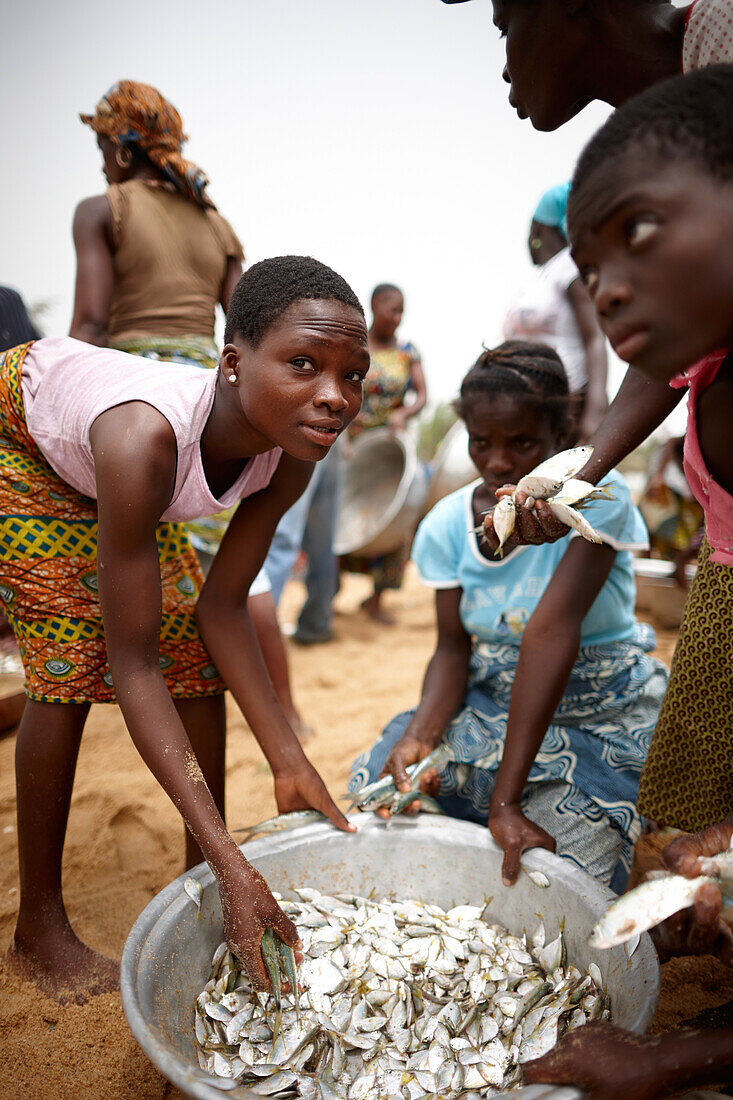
[333,428,418,556]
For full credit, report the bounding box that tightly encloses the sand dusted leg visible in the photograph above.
[8,699,119,1003]
[177,693,227,870]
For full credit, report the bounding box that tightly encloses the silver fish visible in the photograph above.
[232,810,328,840]
[589,872,715,948]
[184,876,203,913]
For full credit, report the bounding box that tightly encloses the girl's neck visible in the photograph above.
[368,327,398,351]
[589,2,687,108]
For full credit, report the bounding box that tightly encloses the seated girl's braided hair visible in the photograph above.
[454,340,572,438]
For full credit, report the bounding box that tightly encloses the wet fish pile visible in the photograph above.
[193,888,610,1096]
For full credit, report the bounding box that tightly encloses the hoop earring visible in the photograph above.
[115,146,133,170]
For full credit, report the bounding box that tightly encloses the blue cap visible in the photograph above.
[532,182,572,240]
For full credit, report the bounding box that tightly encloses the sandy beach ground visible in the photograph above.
[0,568,730,1100]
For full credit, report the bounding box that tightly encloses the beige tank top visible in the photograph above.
[106,180,244,341]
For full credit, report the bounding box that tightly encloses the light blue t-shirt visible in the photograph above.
[412,469,649,647]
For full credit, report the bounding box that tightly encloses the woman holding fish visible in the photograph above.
[349,341,667,892]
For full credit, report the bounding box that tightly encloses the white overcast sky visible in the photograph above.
[4,0,675,419]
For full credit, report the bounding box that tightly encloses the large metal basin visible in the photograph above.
[334,429,428,556]
[121,815,660,1100]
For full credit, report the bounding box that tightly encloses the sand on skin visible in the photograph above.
[0,568,730,1100]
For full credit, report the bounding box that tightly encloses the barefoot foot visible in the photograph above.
[7,922,119,1004]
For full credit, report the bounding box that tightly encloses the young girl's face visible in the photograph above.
[232,299,370,462]
[465,393,559,502]
[371,291,404,341]
[570,155,733,382]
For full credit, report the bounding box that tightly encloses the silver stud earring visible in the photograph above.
[228,373,237,383]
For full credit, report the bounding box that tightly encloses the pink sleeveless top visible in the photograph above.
[670,350,733,566]
[20,337,281,520]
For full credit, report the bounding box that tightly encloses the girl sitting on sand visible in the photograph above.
[349,340,667,892]
[1,255,367,1001]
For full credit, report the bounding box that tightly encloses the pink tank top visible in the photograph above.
[21,337,281,521]
[670,350,733,565]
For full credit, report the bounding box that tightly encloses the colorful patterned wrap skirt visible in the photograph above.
[349,623,668,891]
[0,343,225,703]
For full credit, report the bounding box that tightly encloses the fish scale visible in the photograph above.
[193,887,609,1097]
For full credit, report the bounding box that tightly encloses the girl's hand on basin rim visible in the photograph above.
[482,487,570,555]
[522,1020,733,1100]
[273,758,356,834]
[218,852,303,992]
[376,730,442,819]
[488,801,556,886]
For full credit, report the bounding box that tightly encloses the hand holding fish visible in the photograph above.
[651,818,733,966]
[481,447,612,557]
[488,800,557,886]
[662,815,733,879]
[273,759,356,834]
[378,730,442,818]
[217,852,303,992]
[483,490,569,556]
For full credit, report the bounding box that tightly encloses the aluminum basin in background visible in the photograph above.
[121,815,660,1100]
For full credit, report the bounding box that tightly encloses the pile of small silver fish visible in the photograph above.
[487,446,615,557]
[590,838,733,949]
[193,887,610,1096]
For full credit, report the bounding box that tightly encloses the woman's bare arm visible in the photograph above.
[489,536,616,883]
[69,196,115,345]
[90,402,300,987]
[196,453,353,831]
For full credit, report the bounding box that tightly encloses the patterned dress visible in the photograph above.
[342,341,419,591]
[350,473,668,890]
[0,343,225,703]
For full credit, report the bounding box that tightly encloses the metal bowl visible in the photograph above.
[121,815,660,1100]
[424,421,477,514]
[333,429,428,557]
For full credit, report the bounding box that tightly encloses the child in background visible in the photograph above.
[342,283,427,624]
[1,256,368,1002]
[567,65,733,836]
[349,341,667,891]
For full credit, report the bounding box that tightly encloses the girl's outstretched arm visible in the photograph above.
[196,453,353,833]
[379,588,471,804]
[91,403,299,989]
[489,537,616,884]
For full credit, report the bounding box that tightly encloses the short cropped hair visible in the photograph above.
[570,65,733,210]
[225,255,364,346]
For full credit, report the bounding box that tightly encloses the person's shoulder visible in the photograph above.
[73,193,111,227]
[205,209,244,259]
